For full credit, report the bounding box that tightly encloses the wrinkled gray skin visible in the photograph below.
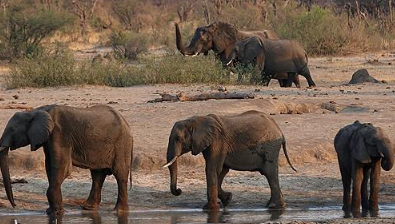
[226,37,316,88]
[334,121,394,217]
[175,22,278,65]
[0,105,133,215]
[164,110,296,211]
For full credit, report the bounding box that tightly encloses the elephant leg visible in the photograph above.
[299,66,316,87]
[351,162,363,217]
[202,151,226,211]
[339,163,351,212]
[361,166,371,212]
[218,166,232,206]
[81,169,107,210]
[285,73,296,88]
[293,75,301,88]
[278,79,286,87]
[45,145,71,215]
[113,171,129,212]
[369,161,381,212]
[261,161,284,209]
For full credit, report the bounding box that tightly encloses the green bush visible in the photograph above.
[7,49,232,88]
[0,3,74,59]
[109,30,148,60]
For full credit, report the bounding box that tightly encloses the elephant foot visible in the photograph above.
[265,198,285,209]
[220,192,233,206]
[81,200,99,210]
[46,206,64,215]
[203,202,220,211]
[114,203,129,213]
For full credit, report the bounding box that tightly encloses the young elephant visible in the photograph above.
[226,36,315,88]
[334,121,394,216]
[163,110,296,211]
[0,105,133,214]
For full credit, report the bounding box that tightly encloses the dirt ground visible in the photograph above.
[0,52,395,223]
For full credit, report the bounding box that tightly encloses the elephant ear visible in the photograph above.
[350,128,371,164]
[28,110,54,151]
[243,37,264,62]
[191,116,221,156]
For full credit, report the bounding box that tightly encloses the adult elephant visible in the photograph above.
[175,22,278,64]
[0,105,133,215]
[334,121,394,217]
[226,36,316,88]
[163,110,296,211]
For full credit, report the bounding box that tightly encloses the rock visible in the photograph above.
[348,69,380,84]
[12,95,19,99]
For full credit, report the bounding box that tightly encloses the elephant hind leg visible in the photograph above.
[260,164,285,209]
[299,66,316,87]
[285,73,296,88]
[113,170,129,212]
[339,163,352,212]
[82,169,107,210]
[218,166,232,206]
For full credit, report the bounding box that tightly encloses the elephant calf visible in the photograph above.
[334,121,394,217]
[0,105,133,214]
[163,110,296,211]
[226,36,315,88]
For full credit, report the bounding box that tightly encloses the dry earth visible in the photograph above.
[0,52,395,223]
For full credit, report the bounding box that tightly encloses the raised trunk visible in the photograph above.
[0,147,16,207]
[379,140,394,171]
[167,143,182,196]
[175,23,198,56]
[175,23,186,55]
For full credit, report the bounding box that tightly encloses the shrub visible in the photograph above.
[0,2,74,59]
[109,30,148,60]
[7,49,232,88]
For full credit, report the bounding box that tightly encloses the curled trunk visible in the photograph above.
[379,140,394,171]
[168,160,182,196]
[0,148,16,207]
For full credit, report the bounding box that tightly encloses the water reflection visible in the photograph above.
[47,211,130,224]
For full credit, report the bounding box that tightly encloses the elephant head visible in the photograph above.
[163,116,222,196]
[175,22,238,57]
[0,110,54,207]
[350,124,394,171]
[225,37,264,68]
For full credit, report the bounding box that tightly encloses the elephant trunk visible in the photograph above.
[165,143,182,196]
[379,139,394,171]
[0,147,16,207]
[175,23,200,56]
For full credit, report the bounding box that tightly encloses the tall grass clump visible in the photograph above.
[7,50,231,88]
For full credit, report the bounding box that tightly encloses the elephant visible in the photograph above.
[334,121,394,217]
[175,22,278,65]
[163,110,296,211]
[0,104,133,215]
[226,36,316,88]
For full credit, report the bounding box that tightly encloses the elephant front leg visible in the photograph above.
[285,73,296,88]
[361,167,371,213]
[46,170,67,215]
[218,166,232,206]
[351,163,363,217]
[82,169,107,210]
[203,152,226,211]
[369,161,381,213]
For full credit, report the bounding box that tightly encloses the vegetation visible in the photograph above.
[7,48,231,88]
[2,0,395,88]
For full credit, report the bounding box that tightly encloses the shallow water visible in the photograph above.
[2,205,395,224]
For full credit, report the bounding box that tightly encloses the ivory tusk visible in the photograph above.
[226,60,233,66]
[191,53,199,57]
[163,156,178,168]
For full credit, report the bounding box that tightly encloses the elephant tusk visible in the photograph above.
[191,53,199,57]
[163,156,178,168]
[0,147,7,153]
[226,60,233,66]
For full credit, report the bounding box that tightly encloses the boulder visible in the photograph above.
[348,69,379,84]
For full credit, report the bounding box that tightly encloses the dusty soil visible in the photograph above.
[1,52,395,223]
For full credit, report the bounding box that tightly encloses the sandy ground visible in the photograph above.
[0,52,395,223]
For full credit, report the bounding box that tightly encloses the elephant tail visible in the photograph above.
[129,146,133,190]
[282,139,297,172]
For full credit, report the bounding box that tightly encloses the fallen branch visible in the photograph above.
[148,92,255,103]
[0,104,33,110]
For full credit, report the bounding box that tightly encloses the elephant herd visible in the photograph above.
[175,22,316,88]
[0,22,393,220]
